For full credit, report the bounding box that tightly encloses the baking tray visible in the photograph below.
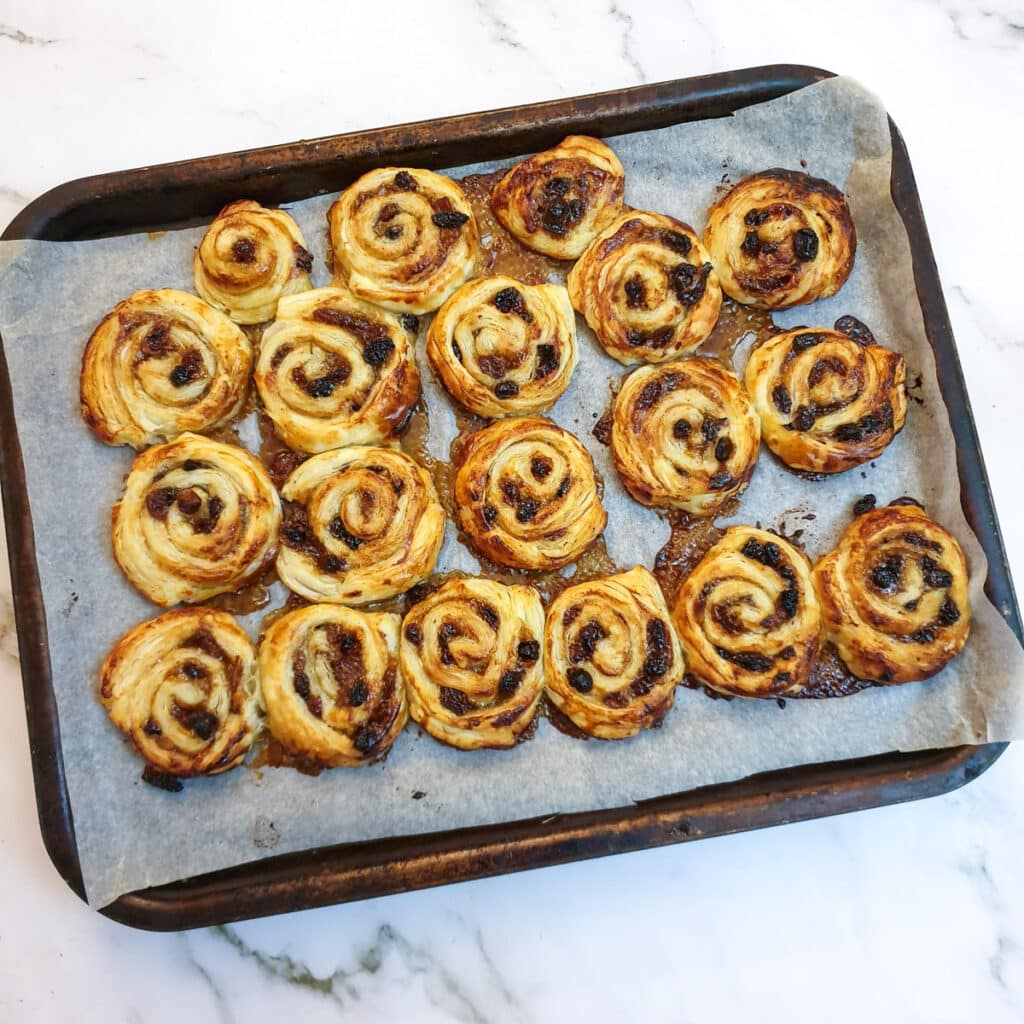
[1,64,1019,931]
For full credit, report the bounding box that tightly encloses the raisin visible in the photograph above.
[363,337,394,367]
[180,708,218,741]
[516,500,539,523]
[534,344,558,378]
[293,671,311,699]
[662,230,692,254]
[145,487,176,519]
[722,649,773,673]
[793,228,819,261]
[319,553,342,574]
[499,670,523,697]
[555,477,570,498]
[183,459,202,472]
[181,661,205,680]
[566,667,593,693]
[792,332,822,351]
[176,488,202,514]
[673,420,692,441]
[544,177,572,196]
[432,211,469,230]
[284,526,307,547]
[400,314,419,333]
[405,623,422,645]
[353,727,379,753]
[937,597,961,625]
[569,621,606,663]
[349,682,369,707]
[791,406,816,432]
[493,287,526,317]
[170,361,198,387]
[141,766,183,792]
[385,225,402,240]
[294,245,314,273]
[912,627,936,644]
[921,556,954,589]
[715,437,734,462]
[329,516,363,550]
[670,262,712,305]
[624,276,646,307]
[495,380,520,399]
[772,385,792,415]
[871,556,902,592]
[834,422,864,442]
[853,494,877,516]
[307,377,336,399]
[143,719,162,736]
[393,171,416,190]
[627,329,646,347]
[834,315,875,346]
[451,341,463,363]
[230,237,256,263]
[779,589,799,619]
[439,686,472,715]
[517,639,540,662]
[482,505,498,527]
[531,456,553,480]
[741,231,761,255]
[708,472,732,490]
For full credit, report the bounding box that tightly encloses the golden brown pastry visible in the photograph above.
[194,200,313,324]
[490,135,625,259]
[454,417,606,569]
[80,289,252,449]
[400,578,545,749]
[327,167,478,314]
[425,276,577,417]
[612,358,760,515]
[744,323,907,474]
[113,434,281,606]
[545,566,683,739]
[672,526,821,697]
[100,607,260,778]
[255,287,420,454]
[813,502,971,684]
[567,211,722,364]
[704,169,856,309]
[276,446,444,605]
[258,603,406,765]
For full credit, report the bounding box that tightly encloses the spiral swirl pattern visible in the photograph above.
[80,289,252,449]
[672,526,821,697]
[113,434,281,606]
[400,578,545,749]
[813,503,971,684]
[490,135,626,260]
[255,287,420,454]
[327,167,478,314]
[426,276,577,418]
[544,566,683,739]
[100,607,261,776]
[612,358,760,515]
[194,200,313,324]
[567,211,723,364]
[258,604,407,765]
[703,169,857,309]
[277,447,445,605]
[744,325,907,474]
[455,417,607,569]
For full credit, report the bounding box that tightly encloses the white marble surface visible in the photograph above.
[0,0,1022,1019]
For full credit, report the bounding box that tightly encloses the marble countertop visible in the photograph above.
[1,1,1022,1019]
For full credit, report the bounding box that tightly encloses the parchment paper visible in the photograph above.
[1,77,1021,908]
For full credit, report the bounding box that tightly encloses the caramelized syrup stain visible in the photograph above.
[250,734,325,777]
[651,501,737,608]
[698,298,779,368]
[204,565,279,616]
[797,643,874,699]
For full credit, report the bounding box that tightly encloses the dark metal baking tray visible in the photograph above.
[2,64,1018,931]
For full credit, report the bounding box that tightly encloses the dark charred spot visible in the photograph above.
[771,385,792,416]
[517,639,540,662]
[673,420,692,441]
[404,622,422,646]
[708,472,732,490]
[670,262,712,305]
[870,555,902,593]
[624,276,646,308]
[176,488,202,514]
[715,436,734,462]
[495,380,520,399]
[363,337,394,367]
[393,170,416,191]
[792,332,823,352]
[230,237,256,264]
[793,228,819,261]
[432,210,469,230]
[145,487,177,520]
[482,505,498,527]
[853,494,877,516]
[499,670,523,697]
[566,667,593,693]
[791,406,816,432]
[534,344,558,379]
[938,597,961,626]
[439,686,472,715]
[921,556,954,590]
[662,230,692,254]
[349,682,369,707]
[834,315,876,346]
[516,499,539,523]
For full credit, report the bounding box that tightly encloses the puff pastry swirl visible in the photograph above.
[744,325,907,474]
[277,446,445,605]
[258,603,407,765]
[704,169,856,309]
[113,434,281,606]
[426,276,577,418]
[490,136,625,259]
[100,607,261,777]
[567,211,722,364]
[813,503,970,684]
[327,167,478,313]
[194,200,313,324]
[454,417,607,569]
[672,526,821,697]
[545,566,683,739]
[400,578,545,749]
[255,287,420,454]
[80,289,252,449]
[612,358,760,515]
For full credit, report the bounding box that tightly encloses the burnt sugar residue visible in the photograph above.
[458,171,566,285]
[651,500,737,608]
[698,298,780,368]
[250,734,325,777]
[796,642,875,699]
[204,565,279,615]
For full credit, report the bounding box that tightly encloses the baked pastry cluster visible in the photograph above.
[82,134,972,785]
